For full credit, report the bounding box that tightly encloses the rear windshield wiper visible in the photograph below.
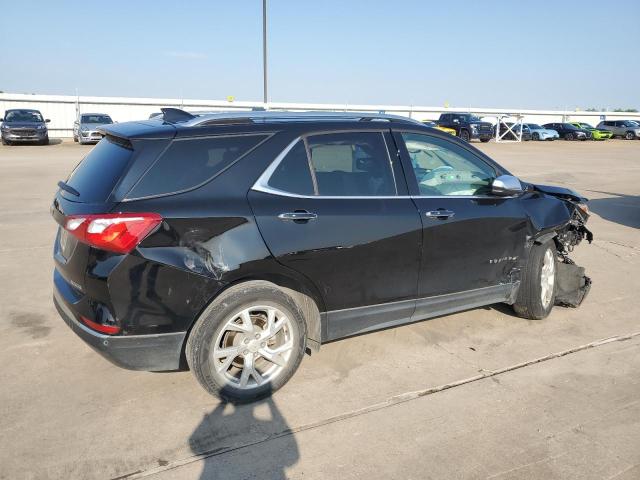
[57,181,80,197]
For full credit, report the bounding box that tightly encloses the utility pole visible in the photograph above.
[262,0,268,106]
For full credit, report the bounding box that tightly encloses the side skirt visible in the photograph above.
[323,283,518,342]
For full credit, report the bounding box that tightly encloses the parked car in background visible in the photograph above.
[543,123,592,141]
[51,109,593,402]
[494,122,532,141]
[423,121,457,136]
[1,109,50,145]
[569,122,612,140]
[524,124,559,141]
[437,112,493,142]
[596,120,640,140]
[74,114,114,144]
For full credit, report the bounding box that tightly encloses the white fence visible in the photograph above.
[2,92,639,138]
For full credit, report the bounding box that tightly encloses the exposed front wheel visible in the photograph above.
[1,137,10,146]
[459,130,470,142]
[565,133,574,141]
[513,241,557,320]
[186,281,307,403]
[625,131,636,140]
[532,132,540,141]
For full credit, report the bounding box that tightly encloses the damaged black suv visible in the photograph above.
[51,109,592,402]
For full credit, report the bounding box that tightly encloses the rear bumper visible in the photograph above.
[53,283,185,371]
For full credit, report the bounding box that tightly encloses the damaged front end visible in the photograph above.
[532,184,594,308]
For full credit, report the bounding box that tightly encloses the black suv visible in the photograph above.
[1,109,50,145]
[543,123,592,141]
[52,109,592,402]
[437,112,493,142]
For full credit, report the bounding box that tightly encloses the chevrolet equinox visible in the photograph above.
[52,109,592,402]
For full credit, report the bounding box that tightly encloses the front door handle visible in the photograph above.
[278,211,318,221]
[425,209,455,220]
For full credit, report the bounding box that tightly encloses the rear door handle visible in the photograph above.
[278,211,318,221]
[425,209,455,219]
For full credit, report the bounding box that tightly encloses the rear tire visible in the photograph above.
[513,241,557,320]
[186,281,307,403]
[480,138,490,143]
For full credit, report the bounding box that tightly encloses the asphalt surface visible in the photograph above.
[0,138,638,480]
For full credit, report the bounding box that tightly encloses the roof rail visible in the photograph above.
[160,107,196,123]
[187,110,423,126]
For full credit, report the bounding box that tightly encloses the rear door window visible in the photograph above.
[127,134,269,199]
[63,136,134,203]
[267,141,315,195]
[307,132,396,196]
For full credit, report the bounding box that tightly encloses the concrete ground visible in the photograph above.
[0,138,638,480]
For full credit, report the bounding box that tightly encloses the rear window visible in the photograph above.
[64,136,134,203]
[127,134,268,199]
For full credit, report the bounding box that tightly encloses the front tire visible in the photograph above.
[532,132,540,141]
[625,131,636,140]
[1,137,10,146]
[459,130,470,142]
[186,281,307,403]
[513,241,557,320]
[565,133,574,141]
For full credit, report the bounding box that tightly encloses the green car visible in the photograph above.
[569,122,613,140]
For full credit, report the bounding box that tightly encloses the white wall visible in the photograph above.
[2,92,639,138]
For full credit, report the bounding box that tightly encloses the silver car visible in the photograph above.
[596,120,640,140]
[73,113,114,144]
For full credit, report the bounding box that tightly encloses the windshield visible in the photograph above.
[81,114,112,124]
[528,124,542,129]
[461,114,483,122]
[5,111,44,122]
[579,123,593,129]
[563,123,578,130]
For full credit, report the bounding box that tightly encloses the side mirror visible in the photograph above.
[45,119,51,123]
[492,175,523,197]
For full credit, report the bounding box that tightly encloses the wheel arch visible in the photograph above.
[180,269,325,368]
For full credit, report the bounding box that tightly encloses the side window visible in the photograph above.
[128,134,268,198]
[306,132,396,196]
[268,141,315,195]
[400,132,496,196]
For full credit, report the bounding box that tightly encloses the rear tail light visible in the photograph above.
[64,212,162,254]
[80,316,121,334]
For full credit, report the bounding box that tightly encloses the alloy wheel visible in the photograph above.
[211,305,295,389]
[540,249,555,309]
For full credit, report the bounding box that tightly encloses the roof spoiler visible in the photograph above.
[161,107,196,124]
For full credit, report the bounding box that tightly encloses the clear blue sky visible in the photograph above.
[1,0,638,109]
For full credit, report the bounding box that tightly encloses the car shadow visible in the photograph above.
[188,396,299,479]
[587,191,640,229]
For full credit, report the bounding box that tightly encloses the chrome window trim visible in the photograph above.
[252,136,515,200]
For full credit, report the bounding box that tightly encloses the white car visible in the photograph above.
[524,123,559,141]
